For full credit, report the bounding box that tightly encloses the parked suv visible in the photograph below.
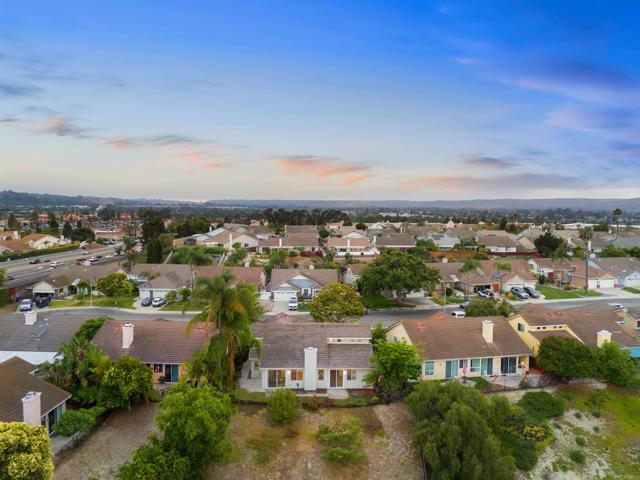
[141,297,153,307]
[288,297,299,311]
[19,299,33,312]
[510,287,530,299]
[450,310,466,318]
[477,288,494,299]
[35,297,50,308]
[151,297,166,308]
[523,286,540,298]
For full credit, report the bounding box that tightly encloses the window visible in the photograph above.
[481,358,493,376]
[458,359,468,369]
[268,369,286,387]
[318,369,324,381]
[470,358,480,373]
[290,370,304,381]
[424,361,434,376]
[346,369,357,381]
[517,323,525,332]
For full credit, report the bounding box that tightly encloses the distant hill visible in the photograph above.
[1,190,640,213]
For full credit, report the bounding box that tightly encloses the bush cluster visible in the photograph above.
[266,389,299,424]
[517,391,566,422]
[55,406,105,436]
[317,418,365,464]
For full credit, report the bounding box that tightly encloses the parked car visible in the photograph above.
[450,310,466,318]
[510,287,530,299]
[288,297,299,311]
[460,301,470,309]
[523,286,541,298]
[29,258,41,264]
[82,250,90,255]
[151,297,166,308]
[477,289,494,299]
[141,297,153,307]
[608,302,624,310]
[19,299,33,312]
[35,297,50,308]
[49,261,62,268]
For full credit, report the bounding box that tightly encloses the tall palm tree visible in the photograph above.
[186,274,260,388]
[612,208,623,239]
[458,259,480,300]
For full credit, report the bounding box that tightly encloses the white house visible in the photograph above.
[194,228,259,249]
[268,268,338,301]
[326,237,377,258]
[248,323,373,392]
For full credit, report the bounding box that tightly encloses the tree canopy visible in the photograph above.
[365,339,421,400]
[0,423,53,480]
[534,232,564,257]
[99,356,153,409]
[309,283,366,323]
[537,336,594,380]
[96,273,135,299]
[464,298,513,317]
[595,341,637,386]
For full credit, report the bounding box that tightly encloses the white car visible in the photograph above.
[19,299,33,312]
[450,310,466,318]
[608,303,624,310]
[288,297,299,311]
[151,297,166,308]
[105,253,115,259]
[49,261,62,268]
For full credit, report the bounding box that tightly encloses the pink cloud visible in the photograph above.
[269,155,374,185]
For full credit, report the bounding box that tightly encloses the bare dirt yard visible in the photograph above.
[54,403,158,480]
[207,402,423,480]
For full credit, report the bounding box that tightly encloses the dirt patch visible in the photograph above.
[54,403,158,480]
[207,403,422,480]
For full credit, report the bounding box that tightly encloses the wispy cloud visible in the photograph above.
[173,150,232,170]
[31,115,93,139]
[104,134,206,150]
[459,155,517,169]
[400,173,594,192]
[546,105,638,132]
[0,82,41,97]
[269,155,374,185]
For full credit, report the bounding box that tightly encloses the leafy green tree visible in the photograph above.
[309,284,366,323]
[318,227,330,239]
[73,317,109,342]
[70,226,95,242]
[0,422,53,480]
[534,232,564,257]
[365,340,421,400]
[47,212,59,232]
[172,245,212,266]
[54,406,104,436]
[155,384,233,476]
[165,290,177,304]
[0,267,5,286]
[266,388,300,424]
[357,249,440,298]
[457,258,480,300]
[224,245,247,266]
[371,322,386,347]
[7,213,19,231]
[100,356,152,409]
[355,222,367,230]
[595,341,637,386]
[579,227,594,241]
[140,209,166,242]
[96,273,135,306]
[537,336,595,380]
[600,245,627,257]
[552,241,570,260]
[186,274,260,387]
[494,260,512,292]
[117,438,190,480]
[122,236,137,250]
[464,298,513,317]
[145,238,163,263]
[62,221,73,239]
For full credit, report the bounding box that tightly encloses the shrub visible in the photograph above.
[569,449,585,464]
[117,439,190,480]
[575,436,586,447]
[317,418,365,464]
[55,406,105,436]
[266,389,299,424]
[593,426,600,433]
[574,412,582,419]
[508,440,538,471]
[302,395,325,411]
[592,410,601,418]
[245,429,285,465]
[537,337,595,380]
[517,391,566,422]
[73,317,109,342]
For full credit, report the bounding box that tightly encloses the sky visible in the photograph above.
[1,1,640,201]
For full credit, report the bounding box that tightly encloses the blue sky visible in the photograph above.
[1,1,640,201]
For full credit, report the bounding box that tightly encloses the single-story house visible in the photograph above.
[128,264,192,300]
[477,234,519,254]
[195,265,267,290]
[228,224,273,240]
[478,259,537,292]
[509,303,640,358]
[591,257,640,288]
[248,323,372,392]
[425,233,459,251]
[0,356,71,434]
[527,258,575,285]
[31,263,126,299]
[268,268,338,301]
[343,263,368,287]
[430,261,461,294]
[386,314,531,380]
[285,225,319,235]
[326,237,377,257]
[93,319,211,384]
[569,261,617,289]
[193,228,260,249]
[257,234,320,253]
[374,233,415,250]
[22,233,66,250]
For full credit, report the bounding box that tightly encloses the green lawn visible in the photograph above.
[362,293,415,309]
[537,285,602,299]
[50,296,136,309]
[297,302,311,312]
[430,294,466,305]
[623,287,640,294]
[160,300,201,312]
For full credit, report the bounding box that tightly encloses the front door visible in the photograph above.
[330,369,343,388]
[445,360,457,379]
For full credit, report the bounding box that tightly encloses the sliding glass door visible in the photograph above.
[500,357,516,375]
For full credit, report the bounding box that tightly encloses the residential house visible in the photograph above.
[0,357,71,434]
[431,261,496,295]
[425,233,459,251]
[375,233,415,250]
[93,319,211,384]
[477,234,519,254]
[343,263,367,287]
[430,261,461,294]
[193,227,260,250]
[285,225,319,235]
[195,265,267,290]
[386,314,531,380]
[569,261,617,289]
[326,237,377,258]
[129,264,192,300]
[31,263,126,299]
[527,258,575,286]
[21,233,66,250]
[257,233,319,253]
[228,224,273,240]
[478,259,537,293]
[268,268,338,301]
[591,257,640,288]
[508,304,640,358]
[248,323,372,392]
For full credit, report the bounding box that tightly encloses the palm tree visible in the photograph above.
[493,261,512,294]
[186,274,261,388]
[612,208,623,239]
[458,259,480,300]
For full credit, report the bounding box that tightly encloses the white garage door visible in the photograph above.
[597,279,615,289]
[625,277,640,287]
[273,290,297,301]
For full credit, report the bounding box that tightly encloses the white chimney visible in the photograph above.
[588,240,592,252]
[597,330,611,347]
[278,238,283,247]
[228,233,233,249]
[122,323,134,349]
[482,320,494,343]
[308,264,315,270]
[24,311,37,326]
[304,347,318,391]
[22,391,41,426]
[347,238,351,248]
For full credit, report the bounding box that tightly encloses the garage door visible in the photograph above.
[597,279,615,289]
[273,290,297,301]
[625,277,640,287]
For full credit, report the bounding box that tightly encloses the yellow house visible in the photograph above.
[386,313,531,381]
[508,303,640,358]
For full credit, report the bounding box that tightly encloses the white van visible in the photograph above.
[450,310,466,318]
